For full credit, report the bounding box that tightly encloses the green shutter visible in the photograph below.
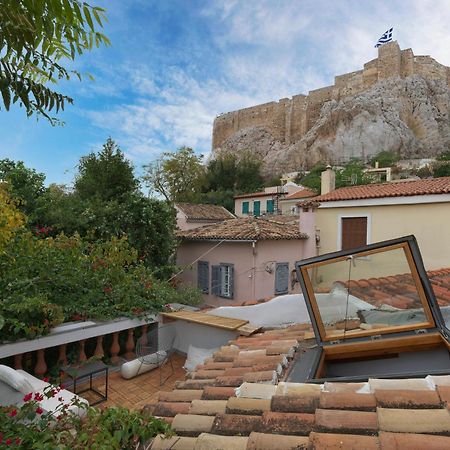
[254,201,261,216]
[266,199,274,214]
[242,201,249,214]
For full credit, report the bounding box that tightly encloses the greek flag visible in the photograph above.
[375,27,393,48]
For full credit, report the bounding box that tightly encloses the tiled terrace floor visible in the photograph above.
[76,353,187,410]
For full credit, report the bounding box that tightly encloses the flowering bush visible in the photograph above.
[0,232,202,342]
[0,384,171,449]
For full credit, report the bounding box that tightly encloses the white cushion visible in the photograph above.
[0,365,33,394]
[16,370,47,392]
[183,345,218,372]
[121,351,168,379]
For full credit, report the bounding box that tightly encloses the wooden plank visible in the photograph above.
[160,311,248,331]
[238,323,262,336]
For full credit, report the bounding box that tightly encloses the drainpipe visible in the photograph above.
[252,241,256,300]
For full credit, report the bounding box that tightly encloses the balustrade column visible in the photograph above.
[94,335,104,358]
[14,354,23,370]
[58,344,68,366]
[34,349,47,378]
[78,340,87,363]
[110,332,121,364]
[125,328,135,360]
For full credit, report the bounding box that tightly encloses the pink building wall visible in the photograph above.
[176,210,216,231]
[176,238,311,307]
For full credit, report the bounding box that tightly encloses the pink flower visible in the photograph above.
[8,409,17,417]
[34,393,44,401]
[42,376,49,382]
[15,438,21,445]
[23,392,33,402]
[36,406,44,414]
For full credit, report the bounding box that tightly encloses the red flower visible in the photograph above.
[103,286,112,294]
[5,438,12,446]
[58,396,64,402]
[8,409,17,417]
[42,376,49,382]
[23,392,33,402]
[15,438,21,445]
[36,406,44,414]
[34,393,44,401]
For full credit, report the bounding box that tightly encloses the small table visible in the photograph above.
[64,361,108,406]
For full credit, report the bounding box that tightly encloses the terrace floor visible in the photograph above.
[75,353,187,410]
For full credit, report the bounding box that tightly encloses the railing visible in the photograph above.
[0,315,158,377]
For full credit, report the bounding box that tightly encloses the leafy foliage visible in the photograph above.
[0,0,110,123]
[0,231,201,341]
[1,384,171,449]
[75,138,139,202]
[369,150,400,168]
[0,158,46,224]
[0,185,25,251]
[144,146,205,202]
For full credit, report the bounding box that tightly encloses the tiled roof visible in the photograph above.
[176,203,235,221]
[148,322,450,449]
[337,267,450,308]
[233,191,275,199]
[177,217,308,241]
[312,176,450,202]
[283,188,317,200]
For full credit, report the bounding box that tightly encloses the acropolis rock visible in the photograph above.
[212,42,450,175]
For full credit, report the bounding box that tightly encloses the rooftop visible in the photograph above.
[177,216,308,241]
[282,188,317,200]
[311,176,450,202]
[146,322,450,449]
[175,203,235,221]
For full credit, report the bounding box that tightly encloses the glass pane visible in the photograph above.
[306,245,432,339]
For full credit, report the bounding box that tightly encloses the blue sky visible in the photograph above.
[1,0,450,186]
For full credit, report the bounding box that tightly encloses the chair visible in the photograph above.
[136,323,177,386]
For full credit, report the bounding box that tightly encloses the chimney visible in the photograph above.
[321,166,335,195]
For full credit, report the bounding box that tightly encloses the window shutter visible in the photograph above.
[211,265,221,295]
[242,201,249,214]
[197,261,209,293]
[254,201,261,216]
[267,199,274,213]
[341,217,368,250]
[275,263,289,295]
[229,265,234,299]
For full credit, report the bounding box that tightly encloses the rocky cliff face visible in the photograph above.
[214,75,450,176]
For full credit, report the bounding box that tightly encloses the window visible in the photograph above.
[340,216,368,250]
[211,264,234,298]
[275,262,289,295]
[197,261,209,294]
[242,201,249,214]
[266,199,274,214]
[253,201,261,216]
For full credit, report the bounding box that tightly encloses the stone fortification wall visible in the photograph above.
[212,42,450,149]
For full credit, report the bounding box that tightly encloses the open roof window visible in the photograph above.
[289,235,450,383]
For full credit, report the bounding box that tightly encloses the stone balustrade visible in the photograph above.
[0,315,157,377]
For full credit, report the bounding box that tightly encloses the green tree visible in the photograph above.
[235,152,264,192]
[369,151,400,168]
[75,138,139,201]
[436,150,450,162]
[0,184,25,250]
[144,146,205,202]
[335,158,371,188]
[0,158,46,224]
[294,164,327,193]
[0,0,110,123]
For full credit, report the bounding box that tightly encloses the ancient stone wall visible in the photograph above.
[212,42,450,150]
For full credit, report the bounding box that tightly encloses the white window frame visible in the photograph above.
[337,213,371,251]
[221,264,232,298]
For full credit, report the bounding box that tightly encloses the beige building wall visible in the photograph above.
[315,201,450,271]
[234,194,276,217]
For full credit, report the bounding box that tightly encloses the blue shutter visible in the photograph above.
[197,261,209,293]
[275,263,289,295]
[228,265,234,299]
[212,265,221,295]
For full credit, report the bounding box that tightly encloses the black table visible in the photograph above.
[64,361,108,406]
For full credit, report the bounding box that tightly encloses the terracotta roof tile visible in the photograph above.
[150,435,197,450]
[225,397,271,415]
[283,188,317,200]
[188,400,227,416]
[374,389,442,409]
[309,432,380,450]
[177,216,308,241]
[271,394,320,414]
[378,431,450,450]
[315,409,378,435]
[377,407,450,434]
[247,432,310,450]
[171,414,215,436]
[211,413,263,435]
[437,386,450,405]
[175,203,235,221]
[195,433,248,450]
[312,176,450,202]
[158,390,203,402]
[319,392,377,412]
[261,411,315,435]
[201,386,237,400]
[152,402,191,417]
